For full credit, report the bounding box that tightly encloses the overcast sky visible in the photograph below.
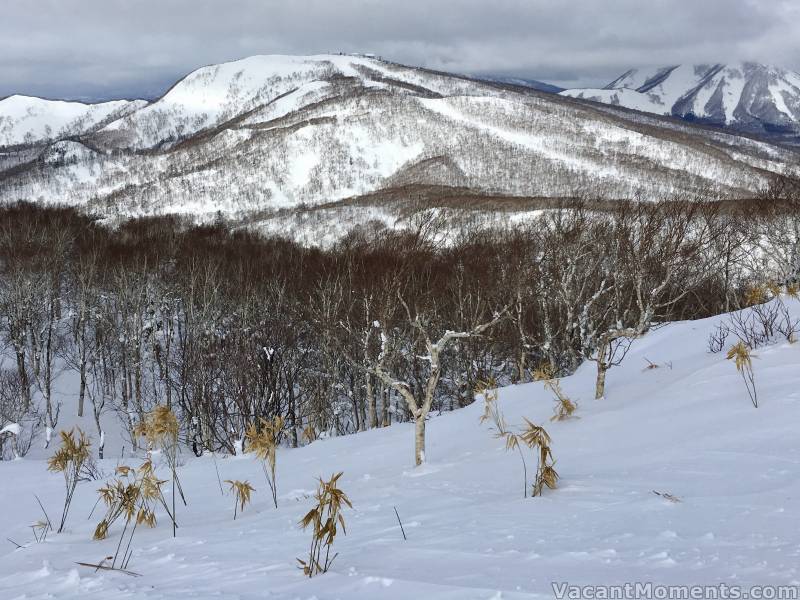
[2,0,799,101]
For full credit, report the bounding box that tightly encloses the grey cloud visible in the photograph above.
[1,0,798,100]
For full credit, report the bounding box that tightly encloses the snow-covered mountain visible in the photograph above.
[93,54,502,151]
[561,63,800,139]
[1,55,799,233]
[0,95,146,147]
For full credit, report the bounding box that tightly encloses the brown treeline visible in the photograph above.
[0,177,797,458]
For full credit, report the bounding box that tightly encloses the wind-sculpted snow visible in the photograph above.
[1,55,800,234]
[2,298,800,598]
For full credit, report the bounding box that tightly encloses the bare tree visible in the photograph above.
[581,201,716,398]
[368,294,505,466]
[749,175,800,285]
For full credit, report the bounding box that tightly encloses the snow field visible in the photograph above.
[1,297,800,598]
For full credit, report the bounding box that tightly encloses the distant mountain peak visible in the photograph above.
[2,53,799,233]
[562,62,800,139]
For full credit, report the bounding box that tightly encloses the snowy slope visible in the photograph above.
[2,55,800,228]
[11,86,793,223]
[0,95,146,147]
[97,54,495,150]
[2,297,800,599]
[561,87,667,113]
[562,63,800,137]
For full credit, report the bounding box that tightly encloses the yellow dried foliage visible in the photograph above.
[744,284,768,306]
[532,363,577,421]
[297,472,352,577]
[246,416,283,470]
[532,363,555,382]
[225,479,255,519]
[47,428,91,474]
[727,340,759,408]
[48,428,92,533]
[134,405,186,508]
[477,379,562,499]
[302,424,318,445]
[476,380,506,432]
[246,415,284,508]
[520,419,559,497]
[135,405,179,448]
[519,418,552,449]
[93,459,166,540]
[726,340,752,373]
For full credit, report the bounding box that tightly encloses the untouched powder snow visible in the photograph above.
[1,300,800,598]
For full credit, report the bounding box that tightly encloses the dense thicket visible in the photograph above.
[0,177,798,460]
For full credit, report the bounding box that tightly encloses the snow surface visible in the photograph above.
[0,95,145,147]
[98,53,470,149]
[4,54,799,221]
[2,297,800,598]
[560,88,665,114]
[562,62,800,129]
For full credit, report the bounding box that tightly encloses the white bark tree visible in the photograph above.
[577,200,717,399]
[367,296,505,466]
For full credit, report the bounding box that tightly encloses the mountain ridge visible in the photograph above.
[469,75,564,94]
[562,62,800,141]
[1,54,799,240]
[0,94,147,147]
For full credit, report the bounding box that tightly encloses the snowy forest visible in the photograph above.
[2,176,799,465]
[5,2,800,595]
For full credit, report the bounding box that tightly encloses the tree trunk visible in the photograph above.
[43,325,56,446]
[517,353,526,384]
[366,374,377,429]
[78,363,86,417]
[723,240,732,313]
[350,373,361,433]
[288,386,299,448]
[15,350,31,412]
[595,362,607,399]
[414,415,426,466]
[45,393,56,446]
[381,386,390,427]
